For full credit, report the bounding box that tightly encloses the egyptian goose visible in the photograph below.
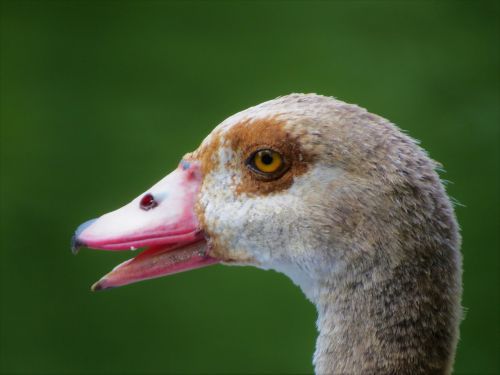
[72,93,462,374]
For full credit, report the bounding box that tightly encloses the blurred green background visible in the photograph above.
[1,1,498,374]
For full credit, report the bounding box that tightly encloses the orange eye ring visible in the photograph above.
[246,149,288,179]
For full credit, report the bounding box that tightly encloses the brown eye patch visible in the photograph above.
[223,116,314,196]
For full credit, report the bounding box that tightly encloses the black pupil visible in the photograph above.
[261,152,274,165]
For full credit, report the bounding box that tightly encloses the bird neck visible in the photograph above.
[312,258,459,375]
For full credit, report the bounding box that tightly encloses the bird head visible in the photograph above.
[73,93,445,301]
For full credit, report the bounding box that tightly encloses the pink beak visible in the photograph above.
[72,160,219,291]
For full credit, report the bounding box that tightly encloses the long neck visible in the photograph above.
[312,257,461,375]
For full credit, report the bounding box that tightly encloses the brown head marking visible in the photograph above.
[223,116,314,196]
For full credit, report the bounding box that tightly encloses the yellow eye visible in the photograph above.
[247,149,287,178]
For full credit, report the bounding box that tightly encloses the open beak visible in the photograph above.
[71,160,219,291]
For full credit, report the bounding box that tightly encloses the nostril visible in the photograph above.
[140,193,158,211]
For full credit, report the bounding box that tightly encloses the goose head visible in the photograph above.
[72,94,462,374]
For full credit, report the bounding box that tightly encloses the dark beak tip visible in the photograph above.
[90,282,102,292]
[91,279,111,292]
[71,218,97,255]
[71,235,84,255]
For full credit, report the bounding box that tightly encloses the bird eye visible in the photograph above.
[247,149,287,179]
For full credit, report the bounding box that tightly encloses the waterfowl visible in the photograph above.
[72,93,462,374]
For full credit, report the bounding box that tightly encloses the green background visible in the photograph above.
[1,1,498,373]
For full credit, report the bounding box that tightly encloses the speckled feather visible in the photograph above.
[189,94,462,375]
